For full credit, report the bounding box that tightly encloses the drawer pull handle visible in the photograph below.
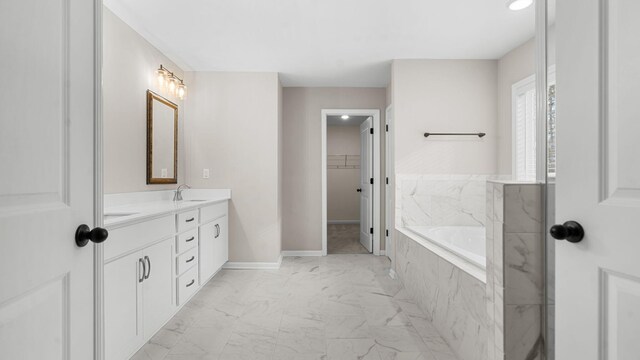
[185,217,195,223]
[138,258,145,283]
[214,224,220,238]
[186,236,195,242]
[186,256,195,263]
[186,279,195,287]
[144,256,151,279]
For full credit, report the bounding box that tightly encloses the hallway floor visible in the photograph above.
[327,224,369,254]
[131,255,458,360]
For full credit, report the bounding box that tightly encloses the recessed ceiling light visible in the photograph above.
[341,115,350,120]
[507,0,533,11]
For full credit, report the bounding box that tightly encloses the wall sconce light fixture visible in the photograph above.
[156,64,187,100]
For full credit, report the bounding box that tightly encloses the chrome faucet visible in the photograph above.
[173,184,191,201]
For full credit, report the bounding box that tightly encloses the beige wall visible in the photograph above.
[392,59,499,175]
[327,126,360,222]
[103,8,186,193]
[185,72,281,263]
[497,39,536,175]
[282,87,386,251]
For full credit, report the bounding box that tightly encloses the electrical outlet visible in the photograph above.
[161,168,168,178]
[203,168,210,179]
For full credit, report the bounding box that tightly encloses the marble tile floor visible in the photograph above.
[131,255,459,360]
[328,224,369,254]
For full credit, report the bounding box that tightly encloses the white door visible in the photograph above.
[0,0,97,359]
[359,117,373,252]
[385,106,394,262]
[556,0,640,359]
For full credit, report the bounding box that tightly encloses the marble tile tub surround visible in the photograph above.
[396,174,509,228]
[131,255,460,360]
[395,230,488,360]
[394,180,545,360]
[485,181,544,360]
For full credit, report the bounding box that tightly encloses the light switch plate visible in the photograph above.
[203,168,210,179]
[161,168,168,178]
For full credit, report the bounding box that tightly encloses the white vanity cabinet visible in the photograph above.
[213,215,229,272]
[105,237,175,360]
[141,238,175,336]
[199,202,229,283]
[104,193,229,360]
[105,251,143,360]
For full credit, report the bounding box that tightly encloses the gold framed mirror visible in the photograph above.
[146,90,178,184]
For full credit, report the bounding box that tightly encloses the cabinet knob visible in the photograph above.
[75,224,109,247]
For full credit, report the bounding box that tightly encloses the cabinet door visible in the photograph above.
[199,222,216,283]
[142,238,175,337]
[213,215,229,271]
[105,251,144,360]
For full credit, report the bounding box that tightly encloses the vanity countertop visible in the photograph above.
[104,189,231,228]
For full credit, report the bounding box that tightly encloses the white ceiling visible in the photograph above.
[104,0,535,87]
[327,115,370,126]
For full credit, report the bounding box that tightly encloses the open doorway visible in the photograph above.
[321,109,381,255]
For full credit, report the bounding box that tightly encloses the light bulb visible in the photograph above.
[507,0,533,11]
[168,77,177,94]
[177,83,186,100]
[341,115,350,120]
[156,68,166,87]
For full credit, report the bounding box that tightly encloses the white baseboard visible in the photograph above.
[281,251,323,257]
[380,250,386,256]
[328,220,360,225]
[223,255,283,270]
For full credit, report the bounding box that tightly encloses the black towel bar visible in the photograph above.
[424,132,486,138]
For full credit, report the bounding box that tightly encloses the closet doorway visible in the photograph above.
[321,109,381,255]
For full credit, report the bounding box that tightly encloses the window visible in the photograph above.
[512,75,537,181]
[512,68,556,182]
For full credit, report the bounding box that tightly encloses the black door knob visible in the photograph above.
[356,188,362,192]
[75,224,109,247]
[550,221,584,243]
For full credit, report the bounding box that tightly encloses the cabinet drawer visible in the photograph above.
[177,210,199,232]
[200,201,228,223]
[177,266,199,305]
[176,247,198,275]
[105,215,174,261]
[176,228,198,254]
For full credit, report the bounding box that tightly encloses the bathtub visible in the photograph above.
[403,226,486,279]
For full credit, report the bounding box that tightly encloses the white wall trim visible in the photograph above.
[328,220,359,225]
[223,255,283,270]
[281,251,323,257]
[380,250,387,256]
[321,109,382,256]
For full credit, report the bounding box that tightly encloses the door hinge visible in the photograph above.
[386,124,389,132]
[370,178,374,185]
[370,227,374,234]
[370,128,374,135]
[386,229,389,237]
